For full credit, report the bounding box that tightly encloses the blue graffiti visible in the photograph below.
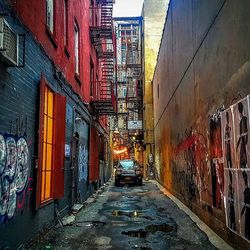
[0,134,30,222]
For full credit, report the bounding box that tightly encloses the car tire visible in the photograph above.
[138,179,143,186]
[115,180,120,187]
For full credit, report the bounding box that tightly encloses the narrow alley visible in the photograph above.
[31,181,226,250]
[1,0,250,249]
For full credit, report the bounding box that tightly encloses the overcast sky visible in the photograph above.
[113,0,144,17]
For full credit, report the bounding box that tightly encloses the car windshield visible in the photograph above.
[119,160,135,170]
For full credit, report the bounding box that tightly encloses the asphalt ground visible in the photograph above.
[30,180,231,250]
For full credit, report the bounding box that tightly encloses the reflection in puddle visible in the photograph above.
[74,221,106,228]
[111,210,142,218]
[121,223,174,238]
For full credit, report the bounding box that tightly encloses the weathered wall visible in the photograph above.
[0,0,105,248]
[153,0,250,248]
[143,0,169,174]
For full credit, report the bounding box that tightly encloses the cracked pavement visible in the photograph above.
[31,181,219,250]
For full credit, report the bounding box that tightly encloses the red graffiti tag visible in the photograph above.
[17,177,33,209]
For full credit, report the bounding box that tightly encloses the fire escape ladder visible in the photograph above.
[125,37,142,115]
[90,1,117,116]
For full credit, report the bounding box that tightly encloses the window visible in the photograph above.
[46,0,54,33]
[74,21,80,74]
[122,87,127,98]
[41,85,54,202]
[90,59,94,96]
[90,0,94,26]
[119,104,123,112]
[63,0,68,46]
[36,76,66,207]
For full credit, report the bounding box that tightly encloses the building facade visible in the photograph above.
[112,16,143,164]
[142,0,169,177]
[0,0,115,248]
[153,0,250,248]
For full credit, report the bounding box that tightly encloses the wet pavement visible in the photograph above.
[31,181,220,250]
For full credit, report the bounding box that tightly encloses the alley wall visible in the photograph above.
[143,0,169,175]
[0,0,112,248]
[153,0,250,248]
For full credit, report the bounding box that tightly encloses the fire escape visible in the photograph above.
[126,37,142,117]
[90,0,117,116]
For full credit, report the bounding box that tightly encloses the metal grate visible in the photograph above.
[3,22,17,62]
[0,18,18,66]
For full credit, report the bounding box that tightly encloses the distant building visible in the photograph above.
[142,0,169,177]
[112,16,143,163]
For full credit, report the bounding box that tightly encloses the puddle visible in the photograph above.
[111,222,129,227]
[74,221,106,228]
[121,223,174,238]
[145,223,173,234]
[111,210,143,218]
[141,215,153,221]
[122,229,147,238]
[133,246,151,250]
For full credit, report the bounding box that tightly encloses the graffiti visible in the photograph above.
[0,134,6,174]
[172,128,201,201]
[210,114,224,209]
[17,178,33,210]
[9,116,28,136]
[78,144,88,181]
[173,126,213,204]
[172,163,198,200]
[0,134,30,222]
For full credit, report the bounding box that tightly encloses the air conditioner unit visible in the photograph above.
[0,17,18,66]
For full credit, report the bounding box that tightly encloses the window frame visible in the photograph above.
[63,0,68,46]
[36,75,66,208]
[74,20,80,76]
[46,0,54,33]
[40,85,55,204]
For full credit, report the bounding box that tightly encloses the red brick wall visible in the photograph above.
[12,0,99,102]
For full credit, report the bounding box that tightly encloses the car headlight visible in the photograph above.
[135,170,141,175]
[116,169,122,175]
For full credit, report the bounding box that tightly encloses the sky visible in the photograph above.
[113,0,144,17]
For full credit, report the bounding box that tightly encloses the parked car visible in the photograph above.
[114,159,143,186]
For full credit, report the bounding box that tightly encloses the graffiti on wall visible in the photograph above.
[209,113,224,209]
[222,95,250,242]
[9,116,28,136]
[78,144,88,182]
[0,133,30,222]
[173,128,211,202]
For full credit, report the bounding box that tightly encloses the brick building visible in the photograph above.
[111,16,143,164]
[0,0,116,248]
